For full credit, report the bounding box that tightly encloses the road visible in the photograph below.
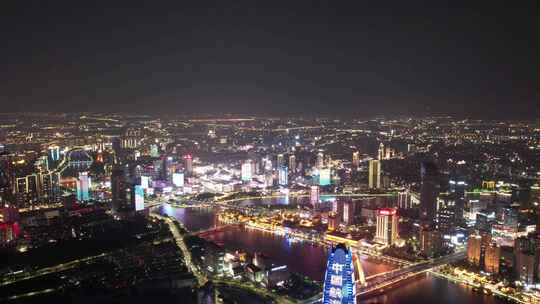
[149,213,208,286]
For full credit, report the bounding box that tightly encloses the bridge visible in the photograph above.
[190,223,243,237]
[301,251,465,304]
[357,251,465,298]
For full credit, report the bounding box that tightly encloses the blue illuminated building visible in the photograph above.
[278,166,288,186]
[322,244,356,304]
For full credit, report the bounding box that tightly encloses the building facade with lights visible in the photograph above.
[322,244,357,304]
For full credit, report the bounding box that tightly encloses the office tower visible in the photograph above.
[0,166,11,205]
[161,156,176,182]
[310,185,319,206]
[322,244,357,304]
[375,208,398,246]
[333,200,344,222]
[484,243,501,274]
[288,155,296,173]
[278,166,288,186]
[343,201,355,225]
[76,172,90,201]
[467,234,482,266]
[264,172,273,188]
[316,152,324,169]
[184,154,193,176]
[420,161,440,225]
[111,165,128,213]
[132,185,145,211]
[48,146,60,162]
[368,160,381,189]
[378,143,385,160]
[319,168,331,186]
[419,226,443,258]
[277,154,284,168]
[352,151,360,168]
[397,190,411,209]
[241,160,252,182]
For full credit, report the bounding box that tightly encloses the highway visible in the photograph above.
[149,213,208,286]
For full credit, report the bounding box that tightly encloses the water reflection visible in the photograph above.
[158,202,507,303]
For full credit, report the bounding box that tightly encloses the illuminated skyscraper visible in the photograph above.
[316,152,324,169]
[319,168,331,186]
[277,154,284,168]
[378,143,385,160]
[48,146,60,162]
[289,155,296,173]
[368,160,381,189]
[310,185,319,206]
[322,244,357,304]
[133,185,145,211]
[278,166,288,186]
[374,208,398,246]
[76,172,90,201]
[241,160,252,182]
[184,154,193,176]
[352,151,360,168]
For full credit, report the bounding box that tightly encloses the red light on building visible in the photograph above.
[183,154,192,159]
[378,208,396,216]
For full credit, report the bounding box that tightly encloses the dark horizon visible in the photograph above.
[1,2,539,119]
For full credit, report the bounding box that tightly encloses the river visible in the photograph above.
[157,201,507,303]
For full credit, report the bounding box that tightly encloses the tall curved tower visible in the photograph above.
[322,244,357,304]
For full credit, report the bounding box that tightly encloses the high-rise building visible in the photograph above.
[419,226,443,258]
[333,200,344,222]
[172,172,184,187]
[161,156,173,181]
[484,243,501,274]
[264,172,273,188]
[241,161,252,182]
[316,152,324,170]
[48,146,60,162]
[420,161,440,225]
[374,208,398,246]
[378,143,385,160]
[467,234,482,266]
[278,166,288,186]
[322,244,357,304]
[133,185,145,211]
[343,201,355,225]
[397,190,411,209]
[277,154,285,169]
[111,165,128,213]
[319,168,331,186]
[310,186,319,206]
[184,154,193,176]
[288,155,296,173]
[368,160,381,189]
[76,172,91,201]
[352,151,360,168]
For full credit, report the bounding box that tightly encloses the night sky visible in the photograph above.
[1,2,539,118]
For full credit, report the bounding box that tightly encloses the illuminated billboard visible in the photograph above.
[172,173,184,187]
[134,185,144,211]
[322,244,356,304]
